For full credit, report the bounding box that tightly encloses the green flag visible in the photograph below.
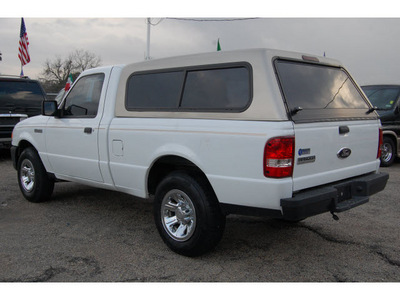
[217,39,221,51]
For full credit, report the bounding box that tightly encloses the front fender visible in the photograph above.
[12,115,52,173]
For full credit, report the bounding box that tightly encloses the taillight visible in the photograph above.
[264,136,295,178]
[377,128,383,159]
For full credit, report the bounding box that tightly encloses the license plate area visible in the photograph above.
[335,184,352,203]
[333,181,369,212]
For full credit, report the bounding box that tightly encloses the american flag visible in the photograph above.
[18,18,30,66]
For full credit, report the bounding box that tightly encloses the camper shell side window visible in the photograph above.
[125,63,253,112]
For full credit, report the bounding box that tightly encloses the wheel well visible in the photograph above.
[383,134,397,150]
[15,140,35,161]
[147,156,212,197]
[15,140,56,181]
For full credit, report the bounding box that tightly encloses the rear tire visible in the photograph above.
[154,171,225,256]
[17,147,54,203]
[380,137,396,167]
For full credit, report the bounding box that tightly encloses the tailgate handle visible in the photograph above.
[339,126,350,135]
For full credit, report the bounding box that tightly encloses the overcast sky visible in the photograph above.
[1,2,400,88]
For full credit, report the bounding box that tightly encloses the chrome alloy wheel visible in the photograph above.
[381,142,393,163]
[20,159,35,193]
[161,189,196,242]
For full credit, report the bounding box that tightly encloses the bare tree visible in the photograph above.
[40,49,101,92]
[71,49,101,73]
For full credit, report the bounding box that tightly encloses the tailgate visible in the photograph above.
[293,120,381,191]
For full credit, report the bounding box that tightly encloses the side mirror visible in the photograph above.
[42,100,59,117]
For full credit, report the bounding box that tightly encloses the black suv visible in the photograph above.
[362,84,400,167]
[0,76,46,148]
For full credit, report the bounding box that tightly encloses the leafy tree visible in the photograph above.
[40,49,101,92]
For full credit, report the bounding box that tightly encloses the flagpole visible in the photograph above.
[145,18,151,60]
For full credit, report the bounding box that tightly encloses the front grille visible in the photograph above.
[0,117,21,126]
[0,116,24,139]
[0,126,13,139]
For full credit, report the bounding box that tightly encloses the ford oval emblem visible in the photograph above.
[337,147,352,159]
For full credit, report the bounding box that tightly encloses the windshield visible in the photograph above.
[0,81,45,102]
[55,88,66,104]
[361,85,400,110]
[275,60,372,123]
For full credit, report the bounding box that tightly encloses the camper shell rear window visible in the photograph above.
[274,59,375,123]
[125,63,252,112]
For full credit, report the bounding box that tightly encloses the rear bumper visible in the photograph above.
[281,172,389,221]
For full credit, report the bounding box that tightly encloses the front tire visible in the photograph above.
[154,171,225,257]
[17,147,54,203]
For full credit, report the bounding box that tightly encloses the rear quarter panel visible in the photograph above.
[108,118,295,210]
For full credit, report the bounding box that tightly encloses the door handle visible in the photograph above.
[84,127,93,134]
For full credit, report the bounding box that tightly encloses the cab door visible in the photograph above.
[45,72,106,182]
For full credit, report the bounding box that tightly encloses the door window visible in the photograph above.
[63,73,104,118]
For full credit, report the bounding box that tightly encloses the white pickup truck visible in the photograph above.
[11,48,389,256]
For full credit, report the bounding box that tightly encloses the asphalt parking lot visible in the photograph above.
[0,149,399,282]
